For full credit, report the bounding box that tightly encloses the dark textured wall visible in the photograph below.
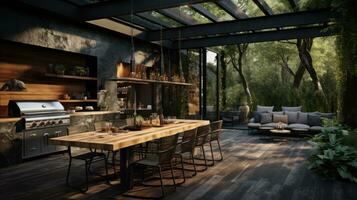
[0,3,160,110]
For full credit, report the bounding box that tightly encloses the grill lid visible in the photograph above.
[8,100,65,117]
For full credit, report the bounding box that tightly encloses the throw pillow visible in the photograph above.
[297,112,308,124]
[257,105,274,113]
[273,114,288,124]
[253,111,262,123]
[308,114,322,126]
[282,106,302,112]
[260,112,273,124]
[284,111,299,124]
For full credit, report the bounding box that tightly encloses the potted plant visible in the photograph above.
[66,66,77,76]
[54,64,65,75]
[75,66,88,76]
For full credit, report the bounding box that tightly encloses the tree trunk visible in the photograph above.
[297,38,327,110]
[231,44,252,105]
[220,51,227,110]
[293,62,305,88]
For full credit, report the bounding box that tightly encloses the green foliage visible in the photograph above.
[308,121,357,183]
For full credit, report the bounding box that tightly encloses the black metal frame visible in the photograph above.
[14,0,338,49]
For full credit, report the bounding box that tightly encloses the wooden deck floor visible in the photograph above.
[0,130,356,200]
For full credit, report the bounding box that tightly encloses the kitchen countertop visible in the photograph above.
[0,111,121,123]
[0,118,21,123]
[69,111,122,117]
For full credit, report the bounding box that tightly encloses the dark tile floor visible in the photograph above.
[0,130,356,200]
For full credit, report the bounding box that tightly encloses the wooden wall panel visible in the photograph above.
[0,40,97,117]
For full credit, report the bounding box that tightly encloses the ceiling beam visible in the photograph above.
[145,10,337,41]
[216,0,248,19]
[174,25,338,49]
[158,8,198,25]
[81,0,218,21]
[17,0,80,19]
[252,0,273,15]
[190,4,220,22]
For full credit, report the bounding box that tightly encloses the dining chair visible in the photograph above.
[207,120,223,164]
[65,125,109,192]
[174,128,198,183]
[193,124,211,171]
[129,134,179,198]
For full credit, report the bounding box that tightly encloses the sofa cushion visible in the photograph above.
[297,112,308,124]
[285,111,299,124]
[260,112,273,124]
[282,106,302,112]
[257,105,274,113]
[273,111,284,115]
[308,114,322,126]
[287,123,310,130]
[316,112,335,119]
[273,114,288,124]
[247,123,261,128]
[253,111,262,123]
[310,126,323,132]
[262,122,288,128]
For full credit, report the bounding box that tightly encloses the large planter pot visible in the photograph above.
[239,105,250,123]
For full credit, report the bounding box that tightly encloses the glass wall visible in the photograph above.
[206,50,219,121]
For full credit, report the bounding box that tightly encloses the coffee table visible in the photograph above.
[270,129,291,134]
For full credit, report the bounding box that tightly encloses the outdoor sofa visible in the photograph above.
[247,105,335,133]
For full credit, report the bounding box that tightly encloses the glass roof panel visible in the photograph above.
[181,6,211,24]
[263,0,292,14]
[201,2,234,21]
[146,11,183,28]
[231,0,265,17]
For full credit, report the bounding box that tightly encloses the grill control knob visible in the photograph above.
[51,121,56,125]
[39,121,45,126]
[46,121,51,126]
[31,122,37,128]
[58,120,63,124]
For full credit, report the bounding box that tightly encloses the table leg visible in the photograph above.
[120,147,133,190]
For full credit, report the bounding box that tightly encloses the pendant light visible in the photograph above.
[178,6,184,80]
[130,0,135,73]
[160,25,165,75]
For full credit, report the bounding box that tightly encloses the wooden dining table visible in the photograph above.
[50,119,209,190]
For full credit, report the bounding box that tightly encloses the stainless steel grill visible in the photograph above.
[8,100,70,159]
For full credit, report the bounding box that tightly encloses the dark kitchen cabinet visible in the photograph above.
[23,127,68,159]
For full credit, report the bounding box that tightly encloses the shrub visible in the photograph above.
[308,120,357,182]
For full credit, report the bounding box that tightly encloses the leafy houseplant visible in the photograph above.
[308,120,357,183]
[54,64,65,75]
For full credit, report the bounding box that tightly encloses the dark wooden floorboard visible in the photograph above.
[0,129,356,200]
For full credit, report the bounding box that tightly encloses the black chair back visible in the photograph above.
[195,124,210,146]
[157,134,179,164]
[180,128,197,153]
[210,120,223,141]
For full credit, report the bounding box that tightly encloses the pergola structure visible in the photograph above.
[16,0,338,49]
[13,0,339,119]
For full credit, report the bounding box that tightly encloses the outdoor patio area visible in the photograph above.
[1,1,356,199]
[1,129,355,200]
